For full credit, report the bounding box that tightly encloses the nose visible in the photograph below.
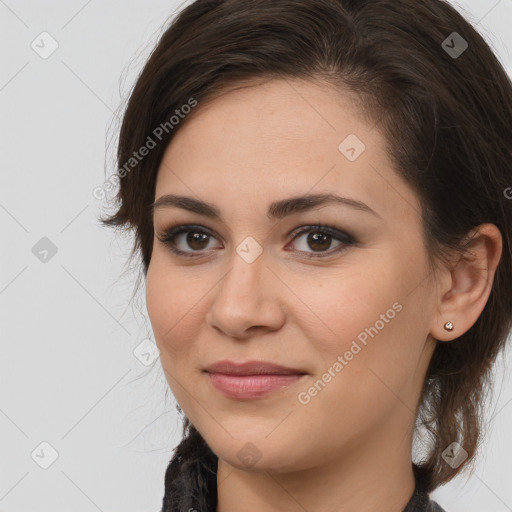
[205,245,286,339]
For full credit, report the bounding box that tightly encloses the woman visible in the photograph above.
[100,0,512,510]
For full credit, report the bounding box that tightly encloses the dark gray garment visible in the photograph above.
[161,449,447,512]
[402,473,446,512]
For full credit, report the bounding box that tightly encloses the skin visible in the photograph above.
[145,78,502,512]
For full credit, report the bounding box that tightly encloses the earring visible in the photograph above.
[444,321,454,331]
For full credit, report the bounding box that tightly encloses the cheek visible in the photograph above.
[290,270,422,443]
[145,256,199,359]
[146,257,210,406]
[292,257,426,389]
[293,264,402,351]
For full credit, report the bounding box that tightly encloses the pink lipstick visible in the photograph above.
[204,360,307,399]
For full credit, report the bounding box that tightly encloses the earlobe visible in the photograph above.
[430,223,502,343]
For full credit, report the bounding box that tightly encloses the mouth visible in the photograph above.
[203,359,308,376]
[205,372,307,400]
[203,360,308,400]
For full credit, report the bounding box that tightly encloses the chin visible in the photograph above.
[211,435,296,472]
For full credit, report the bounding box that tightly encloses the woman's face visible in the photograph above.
[146,78,440,473]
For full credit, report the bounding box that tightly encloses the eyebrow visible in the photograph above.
[150,192,381,221]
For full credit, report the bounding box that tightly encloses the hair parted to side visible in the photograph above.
[100,0,512,509]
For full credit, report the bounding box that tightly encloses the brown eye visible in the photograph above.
[305,231,332,252]
[158,225,222,257]
[185,231,211,250]
[286,225,355,258]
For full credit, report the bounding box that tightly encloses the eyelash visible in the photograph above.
[156,223,356,259]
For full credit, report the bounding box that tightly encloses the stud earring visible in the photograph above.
[444,321,454,331]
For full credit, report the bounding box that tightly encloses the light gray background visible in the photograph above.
[1,1,511,511]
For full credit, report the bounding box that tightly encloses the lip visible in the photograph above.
[206,373,306,399]
[203,359,307,376]
[203,360,308,400]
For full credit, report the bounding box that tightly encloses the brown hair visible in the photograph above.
[100,0,512,510]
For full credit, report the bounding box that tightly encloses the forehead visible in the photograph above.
[154,78,420,223]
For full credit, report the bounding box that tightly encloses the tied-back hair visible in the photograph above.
[161,418,218,512]
[99,0,512,510]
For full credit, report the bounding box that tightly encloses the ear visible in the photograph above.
[430,223,503,342]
